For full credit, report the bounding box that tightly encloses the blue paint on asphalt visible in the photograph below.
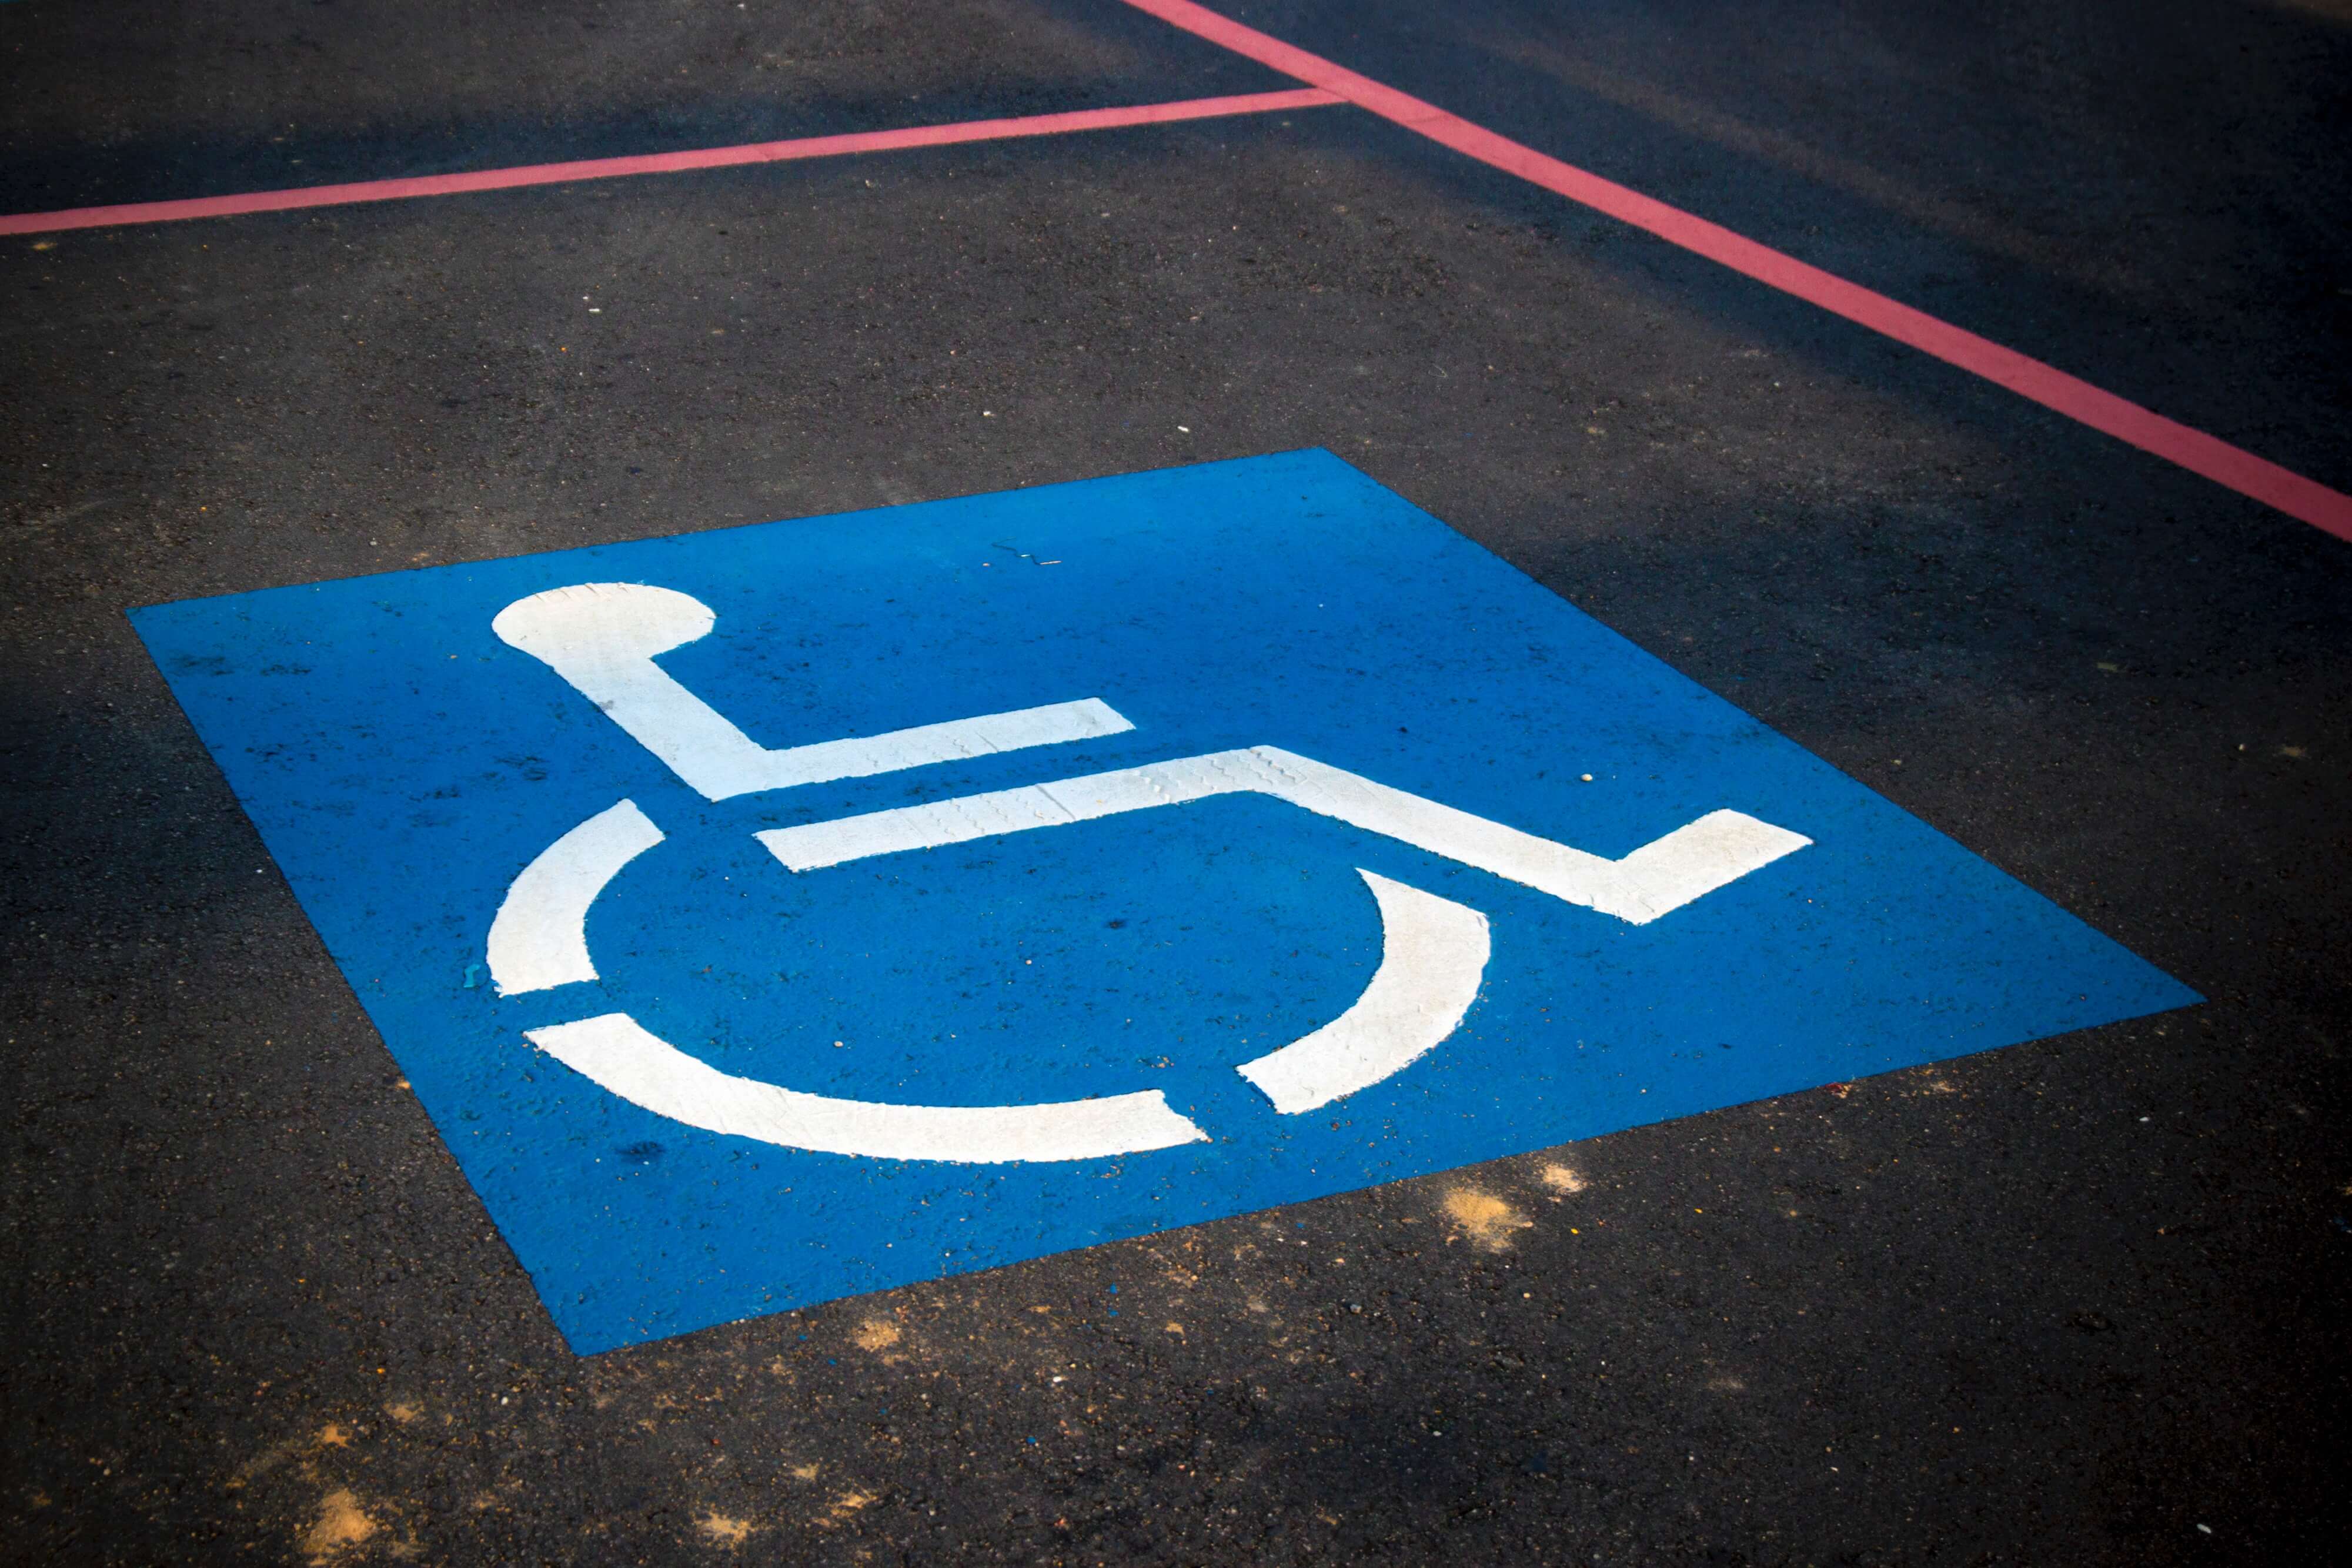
[131,452,2194,1352]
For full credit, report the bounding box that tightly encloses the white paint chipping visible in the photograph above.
[492,582,1131,799]
[526,1012,1210,1162]
[757,745,1808,924]
[1237,870,1489,1113]
[486,798,664,995]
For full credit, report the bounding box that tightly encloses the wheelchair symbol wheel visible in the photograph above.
[485,583,1809,1164]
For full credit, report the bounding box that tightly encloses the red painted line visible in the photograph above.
[0,88,1342,239]
[1120,0,2352,543]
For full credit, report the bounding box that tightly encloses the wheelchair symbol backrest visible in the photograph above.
[483,583,1809,1164]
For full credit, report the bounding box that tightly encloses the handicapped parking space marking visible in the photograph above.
[130,450,2194,1352]
[485,577,1808,1158]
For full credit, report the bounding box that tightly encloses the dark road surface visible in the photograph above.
[5,2,2349,1563]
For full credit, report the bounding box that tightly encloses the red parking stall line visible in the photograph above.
[0,88,1342,238]
[1120,0,2352,544]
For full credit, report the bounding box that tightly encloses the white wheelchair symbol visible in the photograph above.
[484,583,1810,1164]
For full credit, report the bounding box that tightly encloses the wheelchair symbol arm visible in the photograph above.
[526,1012,1210,1164]
[493,583,1130,800]
[758,745,1809,926]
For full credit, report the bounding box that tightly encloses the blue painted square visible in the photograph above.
[131,451,2194,1352]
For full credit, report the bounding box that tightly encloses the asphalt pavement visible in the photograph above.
[4,2,2349,1563]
